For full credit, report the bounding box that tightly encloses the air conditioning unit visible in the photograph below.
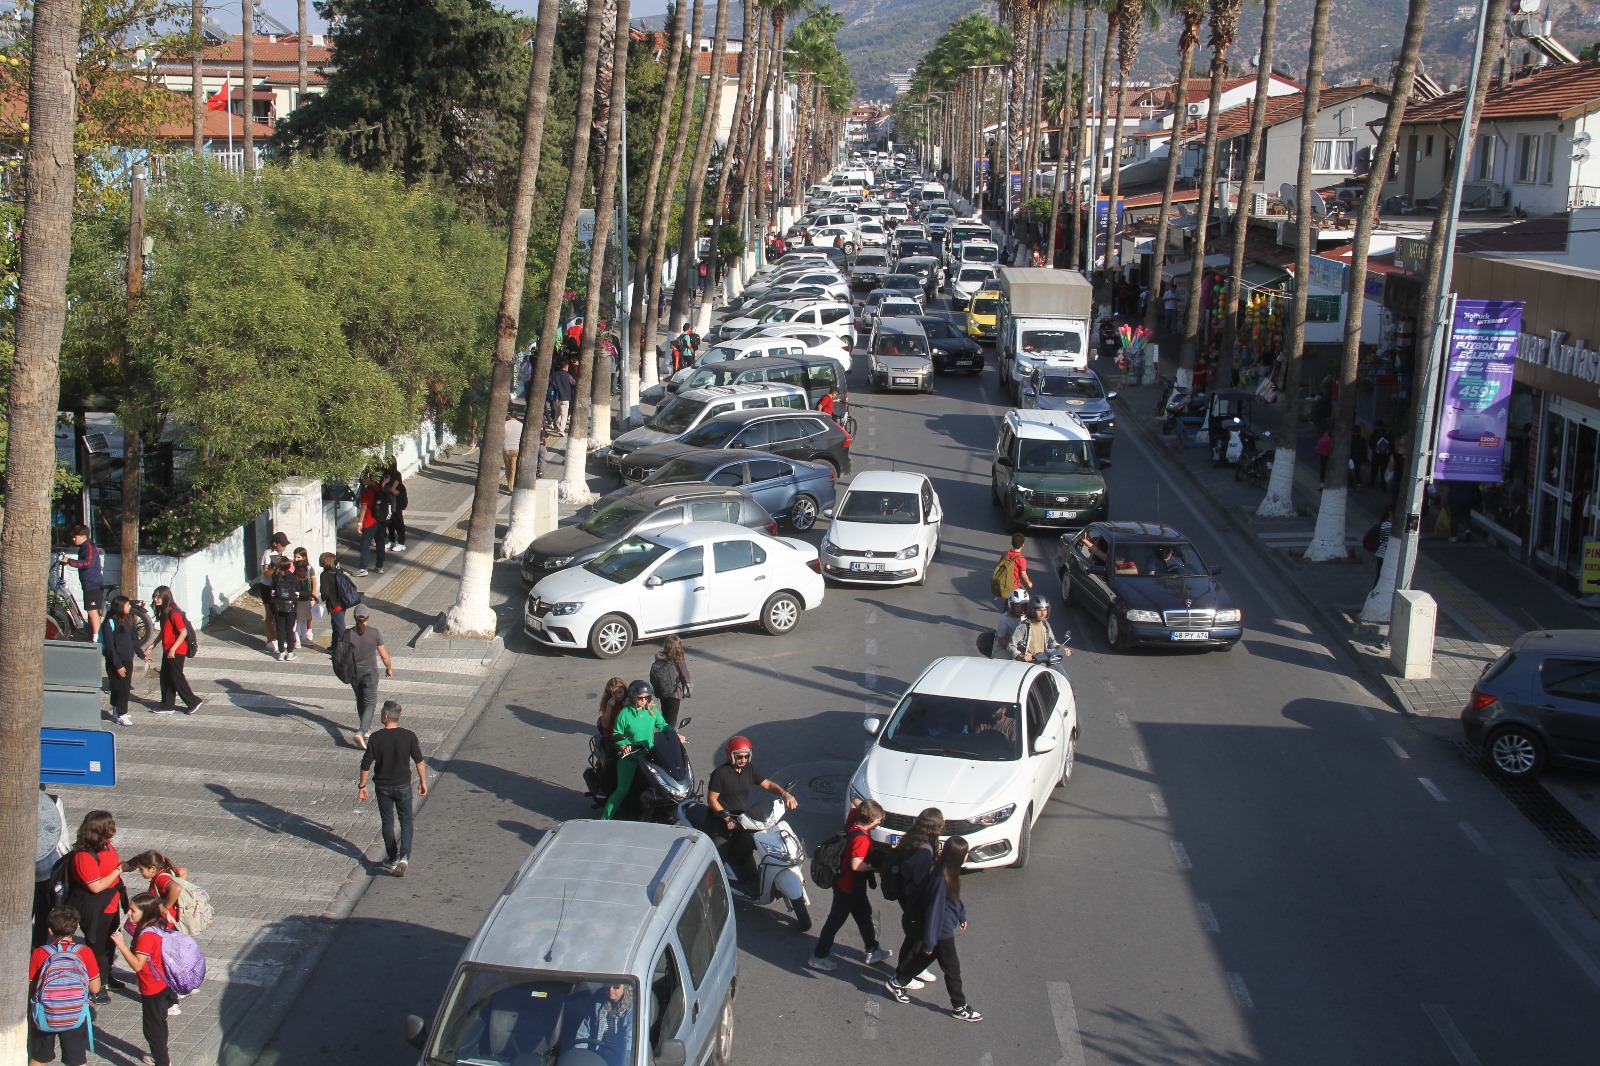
[1510,14,1542,37]
[1186,103,1203,118]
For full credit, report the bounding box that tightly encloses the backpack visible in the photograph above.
[155,929,207,996]
[170,874,215,935]
[371,486,393,523]
[172,609,198,659]
[30,943,92,1036]
[270,570,298,611]
[331,638,358,685]
[46,851,74,909]
[974,630,995,657]
[1361,523,1381,554]
[650,658,679,700]
[1373,433,1393,457]
[990,553,1019,599]
[809,829,855,891]
[880,846,924,903]
[333,569,363,609]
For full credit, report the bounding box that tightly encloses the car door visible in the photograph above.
[665,860,734,1060]
[1025,671,1065,813]
[641,546,708,633]
[744,458,797,517]
[645,941,693,1064]
[992,424,1016,501]
[704,537,770,622]
[707,462,747,488]
[764,417,810,462]
[1535,657,1600,762]
[920,480,942,556]
[1070,529,1115,619]
[729,420,773,452]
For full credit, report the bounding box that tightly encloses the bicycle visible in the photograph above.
[47,560,155,651]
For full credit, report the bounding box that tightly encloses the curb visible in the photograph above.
[1558,863,1600,925]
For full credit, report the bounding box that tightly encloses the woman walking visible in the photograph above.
[293,548,319,648]
[110,892,178,1065]
[269,556,300,661]
[65,809,127,1002]
[885,836,981,1022]
[652,636,692,728]
[384,464,409,553]
[102,595,147,726]
[808,799,892,971]
[151,587,202,714]
[883,808,942,989]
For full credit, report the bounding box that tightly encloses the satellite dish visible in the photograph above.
[1279,182,1296,203]
[1309,196,1329,220]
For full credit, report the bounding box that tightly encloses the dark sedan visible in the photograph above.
[624,448,837,530]
[616,408,851,482]
[917,315,983,374]
[1056,521,1242,651]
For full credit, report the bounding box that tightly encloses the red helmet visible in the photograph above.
[726,735,754,759]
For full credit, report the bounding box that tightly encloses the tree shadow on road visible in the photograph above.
[204,784,368,864]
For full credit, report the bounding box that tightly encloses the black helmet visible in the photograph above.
[628,680,655,700]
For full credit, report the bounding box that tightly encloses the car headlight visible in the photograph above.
[1015,486,1033,500]
[1104,420,1115,431]
[895,544,920,560]
[974,803,1016,827]
[547,601,584,616]
[1125,609,1161,623]
[1214,608,1242,623]
[542,556,574,569]
[821,538,839,556]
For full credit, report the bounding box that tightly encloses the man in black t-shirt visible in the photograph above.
[358,701,428,876]
[706,736,796,887]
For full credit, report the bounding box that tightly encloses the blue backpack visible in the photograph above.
[30,943,92,1044]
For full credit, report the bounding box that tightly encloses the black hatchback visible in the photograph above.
[617,408,851,483]
[916,315,983,374]
[1463,629,1600,780]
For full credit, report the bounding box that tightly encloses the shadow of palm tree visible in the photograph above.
[204,784,368,864]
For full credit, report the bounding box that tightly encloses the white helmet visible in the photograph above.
[1009,588,1030,605]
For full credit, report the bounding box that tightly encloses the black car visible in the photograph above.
[1056,522,1242,652]
[1462,629,1600,780]
[894,238,939,264]
[518,484,774,585]
[916,316,984,374]
[896,255,944,301]
[617,408,851,482]
[880,273,925,300]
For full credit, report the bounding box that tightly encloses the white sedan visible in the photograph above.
[856,221,889,248]
[739,325,853,371]
[851,656,1078,869]
[820,470,941,585]
[524,522,825,658]
[807,225,858,253]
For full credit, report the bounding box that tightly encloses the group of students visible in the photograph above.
[255,531,365,660]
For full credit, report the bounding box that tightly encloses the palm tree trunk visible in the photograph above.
[0,0,81,1033]
[1218,0,1278,392]
[1143,10,1199,337]
[1046,3,1078,266]
[297,0,308,100]
[1178,5,1237,370]
[1090,9,1116,280]
[191,0,203,155]
[1107,0,1144,275]
[769,10,788,224]
[707,0,757,298]
[627,0,689,395]
[1069,11,1094,269]
[1307,0,1431,563]
[744,15,773,255]
[1105,61,1128,275]
[585,0,622,451]
[568,0,635,505]
[242,6,254,170]
[444,0,561,626]
[670,0,733,327]
[1257,0,1328,517]
[792,72,811,207]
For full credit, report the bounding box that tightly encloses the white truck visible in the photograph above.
[995,267,1095,401]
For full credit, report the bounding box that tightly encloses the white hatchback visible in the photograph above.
[524,522,826,658]
[851,656,1077,869]
[820,470,942,585]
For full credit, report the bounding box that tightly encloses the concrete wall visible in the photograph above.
[1387,112,1600,212]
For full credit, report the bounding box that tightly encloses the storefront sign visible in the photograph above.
[1434,299,1523,482]
[1394,235,1428,275]
[1308,255,1346,293]
[1093,196,1124,267]
[1583,539,1600,594]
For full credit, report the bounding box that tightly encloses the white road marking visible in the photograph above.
[1227,972,1254,1012]
[977,1054,992,1066]
[866,608,878,625]
[1171,841,1192,870]
[862,997,880,1040]
[1129,746,1148,771]
[1046,982,1088,1066]
[1459,822,1495,856]
[864,638,878,656]
[1115,710,1131,729]
[1419,777,1449,802]
[1508,879,1600,994]
[1357,705,1375,721]
[864,666,877,687]
[1149,792,1168,817]
[1384,737,1410,759]
[1100,677,1117,695]
[1423,1003,1482,1066]
[1197,901,1220,933]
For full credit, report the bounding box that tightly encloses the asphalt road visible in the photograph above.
[255,291,1600,1066]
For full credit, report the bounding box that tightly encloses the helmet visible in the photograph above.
[726,735,754,759]
[1008,588,1030,606]
[1028,595,1049,615]
[628,680,654,700]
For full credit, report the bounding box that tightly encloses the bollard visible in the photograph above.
[1389,589,1437,679]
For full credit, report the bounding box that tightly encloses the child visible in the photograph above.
[269,557,300,661]
[57,524,105,639]
[123,852,187,930]
[110,893,178,1065]
[886,836,981,1022]
[28,906,102,1066]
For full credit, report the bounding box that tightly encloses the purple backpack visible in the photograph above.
[155,929,207,996]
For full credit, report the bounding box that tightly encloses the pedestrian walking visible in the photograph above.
[101,596,147,727]
[292,548,319,649]
[808,799,892,972]
[256,531,290,645]
[345,604,392,749]
[696,259,709,298]
[268,556,300,661]
[1367,505,1393,587]
[1162,283,1179,333]
[27,906,102,1066]
[885,836,981,1022]
[882,808,942,992]
[384,464,409,553]
[991,533,1033,600]
[319,552,358,647]
[150,586,202,714]
[358,701,428,876]
[1368,421,1393,490]
[553,360,577,434]
[1446,480,1477,542]
[57,524,105,640]
[1315,431,1332,490]
[64,810,125,1002]
[504,410,524,492]
[650,635,692,728]
[110,893,177,1066]
[1348,427,1368,490]
[355,473,388,577]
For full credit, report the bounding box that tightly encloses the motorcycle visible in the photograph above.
[678,795,812,932]
[1161,386,1207,435]
[1234,429,1274,486]
[583,719,695,824]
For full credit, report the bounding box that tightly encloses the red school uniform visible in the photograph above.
[71,847,122,914]
[28,939,100,983]
[835,824,873,895]
[149,870,180,926]
[133,927,169,996]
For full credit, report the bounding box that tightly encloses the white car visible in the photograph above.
[523,522,826,658]
[857,221,889,248]
[741,325,854,371]
[739,268,847,307]
[820,470,941,585]
[807,225,859,253]
[851,656,1078,869]
[950,264,999,310]
[719,300,856,347]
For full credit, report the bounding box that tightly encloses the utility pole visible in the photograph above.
[120,165,146,595]
[617,106,636,424]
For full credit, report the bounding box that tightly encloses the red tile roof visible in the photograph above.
[182,34,333,66]
[155,107,276,142]
[1403,61,1600,123]
[696,50,741,78]
[1185,83,1390,144]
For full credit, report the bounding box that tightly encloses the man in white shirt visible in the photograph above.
[504,413,524,492]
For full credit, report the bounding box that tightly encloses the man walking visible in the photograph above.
[504,409,524,493]
[357,701,427,877]
[355,474,386,577]
[346,604,393,749]
[1161,283,1180,334]
[552,360,577,435]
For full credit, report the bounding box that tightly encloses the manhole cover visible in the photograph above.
[809,774,850,796]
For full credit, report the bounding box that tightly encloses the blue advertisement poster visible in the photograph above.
[1093,196,1124,267]
[1432,298,1523,482]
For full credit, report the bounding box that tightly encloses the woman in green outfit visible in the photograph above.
[603,680,673,820]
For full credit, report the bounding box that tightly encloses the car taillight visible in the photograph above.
[1467,690,1496,711]
[764,519,778,535]
[828,466,836,482]
[807,558,822,574]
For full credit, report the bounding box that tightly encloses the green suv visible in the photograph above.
[991,409,1109,532]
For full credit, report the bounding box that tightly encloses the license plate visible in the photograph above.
[1045,510,1077,519]
[954,358,974,365]
[1171,631,1209,641]
[893,377,916,386]
[526,619,544,633]
[851,562,886,572]
[887,833,901,845]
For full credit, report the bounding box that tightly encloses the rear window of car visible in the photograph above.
[1480,650,1517,686]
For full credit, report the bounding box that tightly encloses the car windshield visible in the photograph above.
[837,489,921,524]
[882,301,922,317]
[646,455,723,483]
[920,318,955,338]
[1021,330,1083,354]
[678,367,741,391]
[959,268,995,284]
[585,535,668,583]
[577,498,649,536]
[884,275,920,290]
[865,292,891,309]
[698,346,740,366]
[971,297,1000,316]
[899,241,936,258]
[880,693,1022,761]
[856,254,889,269]
[1017,439,1096,474]
[426,966,639,1066]
[676,421,737,448]
[964,246,999,263]
[1118,540,1208,578]
[1038,374,1103,398]
[645,396,707,433]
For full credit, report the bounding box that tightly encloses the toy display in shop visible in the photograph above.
[1243,289,1283,353]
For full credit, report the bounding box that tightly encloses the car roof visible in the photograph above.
[664,446,822,469]
[1006,408,1092,440]
[1510,629,1600,656]
[711,335,803,353]
[875,316,927,334]
[677,381,806,401]
[908,655,1034,703]
[1090,520,1188,542]
[649,521,775,548]
[846,469,927,492]
[696,407,830,428]
[614,482,753,506]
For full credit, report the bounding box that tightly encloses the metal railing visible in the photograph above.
[1569,185,1600,209]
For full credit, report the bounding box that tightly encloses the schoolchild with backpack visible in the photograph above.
[111,893,186,1065]
[807,799,892,972]
[880,807,943,992]
[318,552,362,648]
[269,556,300,661]
[886,837,982,1022]
[989,533,1033,602]
[124,852,215,937]
[28,906,101,1066]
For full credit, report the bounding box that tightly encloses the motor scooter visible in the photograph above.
[1161,387,1206,435]
[1234,429,1274,486]
[678,795,812,932]
[582,719,695,824]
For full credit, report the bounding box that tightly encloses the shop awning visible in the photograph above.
[1242,263,1291,291]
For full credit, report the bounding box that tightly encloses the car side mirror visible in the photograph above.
[1022,388,1037,398]
[655,1039,689,1066]
[863,717,882,736]
[996,456,1014,468]
[645,576,663,589]
[1032,734,1057,755]
[729,441,746,449]
[822,508,835,519]
[1210,565,1223,576]
[403,1015,429,1050]
[1099,458,1112,469]
[1106,391,1119,400]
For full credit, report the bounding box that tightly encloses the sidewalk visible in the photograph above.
[56,445,548,1066]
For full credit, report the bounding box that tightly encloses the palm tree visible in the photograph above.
[1070,5,1095,268]
[1256,0,1327,519]
[669,0,733,330]
[1305,0,1432,563]
[583,0,624,453]
[627,0,689,394]
[1216,0,1278,392]
[708,0,759,297]
[190,0,204,155]
[742,12,774,253]
[788,7,846,206]
[764,0,809,216]
[1142,0,1204,338]
[242,3,254,170]
[445,0,562,632]
[1043,14,1075,266]
[566,0,636,504]
[298,0,308,101]
[1105,0,1153,277]
[1090,1,1117,274]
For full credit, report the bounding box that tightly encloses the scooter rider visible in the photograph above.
[992,588,1031,659]
[602,681,675,821]
[1007,596,1072,664]
[707,736,797,887]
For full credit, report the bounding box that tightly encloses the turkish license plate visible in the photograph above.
[1171,630,1209,641]
[954,357,974,365]
[887,833,901,845]
[851,562,886,572]
[526,618,544,634]
[1045,510,1077,519]
[893,376,916,386]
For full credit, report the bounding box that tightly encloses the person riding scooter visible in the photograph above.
[992,588,1032,660]
[707,736,797,889]
[602,681,676,820]
[1006,596,1072,664]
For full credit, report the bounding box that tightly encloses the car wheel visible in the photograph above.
[1058,730,1076,787]
[589,615,633,659]
[1059,569,1073,605]
[1011,808,1033,869]
[761,592,802,635]
[1106,610,1130,652]
[1487,725,1546,780]
[789,494,820,531]
[844,242,857,254]
[711,993,735,1066]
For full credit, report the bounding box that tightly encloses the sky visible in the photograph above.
[253,0,677,36]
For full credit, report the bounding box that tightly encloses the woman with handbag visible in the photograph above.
[151,586,202,714]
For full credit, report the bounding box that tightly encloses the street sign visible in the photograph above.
[41,728,116,788]
[577,208,596,246]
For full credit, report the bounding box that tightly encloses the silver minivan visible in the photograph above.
[406,820,737,1066]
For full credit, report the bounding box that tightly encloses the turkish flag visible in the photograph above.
[205,75,230,113]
